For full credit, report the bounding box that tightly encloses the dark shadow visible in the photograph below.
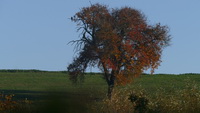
[0,89,89,113]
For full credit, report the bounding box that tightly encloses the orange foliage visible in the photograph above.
[68,4,171,88]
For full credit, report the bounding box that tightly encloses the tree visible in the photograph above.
[68,4,171,98]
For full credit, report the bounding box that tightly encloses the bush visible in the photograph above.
[129,92,148,113]
[148,79,200,113]
[91,88,149,113]
[0,93,32,113]
[92,79,200,113]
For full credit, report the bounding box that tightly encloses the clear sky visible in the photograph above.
[0,0,200,74]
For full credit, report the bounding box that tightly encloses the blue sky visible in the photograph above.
[0,0,200,74]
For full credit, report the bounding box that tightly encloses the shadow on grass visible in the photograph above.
[0,89,90,113]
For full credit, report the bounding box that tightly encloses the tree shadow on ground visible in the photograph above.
[0,89,89,113]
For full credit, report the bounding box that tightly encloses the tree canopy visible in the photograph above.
[68,4,171,97]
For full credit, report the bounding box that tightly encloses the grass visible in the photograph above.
[0,71,200,112]
[129,74,200,94]
[0,71,107,113]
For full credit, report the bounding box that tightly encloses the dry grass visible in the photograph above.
[91,79,200,113]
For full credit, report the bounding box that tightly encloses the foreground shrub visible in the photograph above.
[91,88,148,113]
[129,92,148,113]
[0,94,16,112]
[148,80,200,113]
[92,79,200,113]
[0,93,32,113]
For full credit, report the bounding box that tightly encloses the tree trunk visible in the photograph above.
[101,62,116,99]
[107,70,115,99]
[107,84,114,99]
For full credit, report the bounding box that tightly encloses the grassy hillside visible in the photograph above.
[0,71,200,99]
[0,70,200,112]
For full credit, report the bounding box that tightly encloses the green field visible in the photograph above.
[0,71,200,112]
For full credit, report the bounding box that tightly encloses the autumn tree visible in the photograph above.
[68,4,171,98]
